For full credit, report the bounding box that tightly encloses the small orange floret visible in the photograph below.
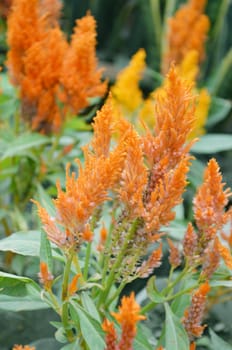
[68,274,81,295]
[12,345,35,350]
[215,237,232,270]
[38,262,54,290]
[183,282,210,340]
[102,319,118,350]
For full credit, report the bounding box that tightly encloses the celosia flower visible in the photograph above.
[102,319,118,350]
[183,223,198,260]
[103,292,145,350]
[60,13,106,115]
[163,0,210,73]
[201,239,220,279]
[21,26,68,132]
[167,238,181,268]
[117,122,147,217]
[111,49,146,114]
[183,282,210,340]
[34,98,126,250]
[214,237,232,270]
[137,244,163,278]
[38,261,54,290]
[12,346,35,350]
[7,0,43,84]
[97,223,108,252]
[193,158,231,250]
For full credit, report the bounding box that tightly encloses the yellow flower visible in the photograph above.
[111,49,146,114]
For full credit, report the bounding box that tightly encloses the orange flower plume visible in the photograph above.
[163,0,210,73]
[34,98,126,250]
[12,346,35,350]
[38,261,54,290]
[183,282,210,340]
[193,158,231,250]
[103,292,145,350]
[7,2,106,133]
[60,13,107,115]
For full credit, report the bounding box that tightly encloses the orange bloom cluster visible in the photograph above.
[12,346,35,350]
[34,97,126,250]
[183,159,232,278]
[183,282,210,340]
[193,158,231,249]
[60,14,106,115]
[102,66,196,281]
[7,1,106,132]
[163,0,210,73]
[38,261,54,290]
[103,293,145,350]
[142,66,195,237]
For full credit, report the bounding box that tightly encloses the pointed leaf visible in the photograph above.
[70,302,105,350]
[209,329,232,350]
[0,230,41,256]
[191,134,232,153]
[164,302,189,350]
[80,292,101,322]
[147,276,165,303]
[1,132,50,159]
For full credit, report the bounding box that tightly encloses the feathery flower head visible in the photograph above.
[201,238,220,279]
[117,122,147,217]
[34,99,126,250]
[183,282,210,340]
[60,13,106,115]
[163,0,210,74]
[214,237,232,270]
[111,49,146,114]
[112,292,145,350]
[183,223,198,260]
[7,0,43,84]
[193,158,231,247]
[137,244,163,278]
[38,261,54,290]
[102,319,118,350]
[21,26,68,132]
[167,238,181,268]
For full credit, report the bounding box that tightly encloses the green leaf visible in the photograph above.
[80,292,101,322]
[70,302,105,350]
[209,329,232,350]
[207,97,231,127]
[191,134,232,153]
[0,230,41,256]
[0,294,49,311]
[147,276,165,303]
[210,280,232,288]
[164,302,189,350]
[1,132,50,159]
[134,323,155,350]
[36,183,56,217]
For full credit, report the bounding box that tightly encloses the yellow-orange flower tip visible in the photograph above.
[82,224,93,242]
[68,273,81,295]
[38,261,54,290]
[12,346,35,350]
[214,237,232,270]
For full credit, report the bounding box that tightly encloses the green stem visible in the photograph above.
[61,250,75,342]
[150,0,162,49]
[161,0,177,70]
[209,48,232,95]
[83,242,92,280]
[105,282,127,308]
[141,301,157,315]
[98,218,141,307]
